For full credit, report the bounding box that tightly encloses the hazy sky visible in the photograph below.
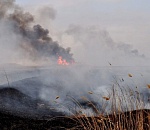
[15,0,150,60]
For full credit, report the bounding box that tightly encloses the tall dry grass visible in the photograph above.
[63,80,150,130]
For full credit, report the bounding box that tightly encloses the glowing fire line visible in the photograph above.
[57,56,74,66]
[57,56,69,65]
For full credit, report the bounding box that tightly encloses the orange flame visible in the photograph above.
[57,56,71,65]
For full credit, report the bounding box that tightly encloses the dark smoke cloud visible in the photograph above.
[0,0,73,63]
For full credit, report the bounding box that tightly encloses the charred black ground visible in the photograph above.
[0,87,66,119]
[0,108,149,130]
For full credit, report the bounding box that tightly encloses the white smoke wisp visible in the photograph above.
[32,65,150,115]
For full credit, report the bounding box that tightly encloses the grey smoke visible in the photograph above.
[37,6,56,20]
[0,0,74,64]
[0,0,149,119]
[0,64,149,117]
[117,43,145,58]
[61,25,146,66]
[0,0,15,18]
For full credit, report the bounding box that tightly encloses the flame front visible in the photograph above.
[57,56,70,65]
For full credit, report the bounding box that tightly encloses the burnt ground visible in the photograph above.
[0,66,149,130]
[0,109,149,130]
[0,111,78,130]
[0,87,149,129]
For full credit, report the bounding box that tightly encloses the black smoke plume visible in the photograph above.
[0,0,74,62]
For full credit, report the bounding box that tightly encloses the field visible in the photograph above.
[0,104,149,129]
[0,65,149,130]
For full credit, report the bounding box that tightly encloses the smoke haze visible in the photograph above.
[0,0,73,65]
[59,25,147,66]
[0,0,149,118]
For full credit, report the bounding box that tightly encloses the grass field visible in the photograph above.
[0,84,149,130]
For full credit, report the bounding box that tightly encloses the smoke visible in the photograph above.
[0,0,147,66]
[0,0,74,65]
[0,0,15,18]
[0,65,149,117]
[37,6,56,20]
[59,25,147,66]
[117,43,145,58]
[0,0,149,119]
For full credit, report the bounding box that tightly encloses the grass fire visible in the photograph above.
[57,56,74,66]
[0,0,149,130]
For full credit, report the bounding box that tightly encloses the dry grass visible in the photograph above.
[1,72,149,130]
[66,83,150,130]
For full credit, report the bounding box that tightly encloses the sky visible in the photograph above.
[15,0,150,65]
